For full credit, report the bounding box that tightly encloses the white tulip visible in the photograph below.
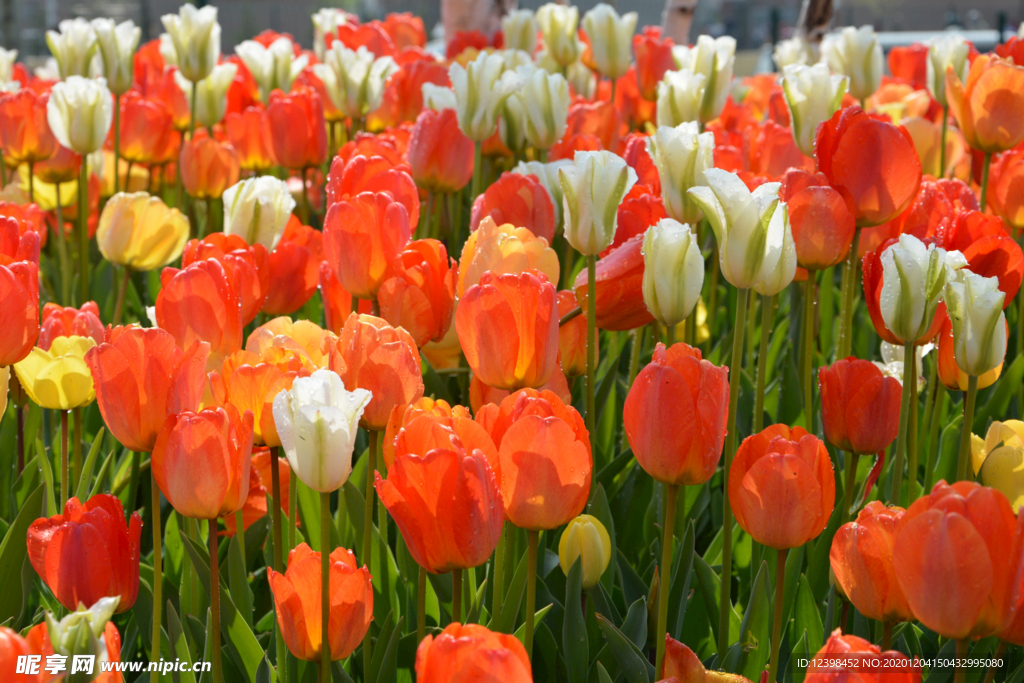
[159,33,178,67]
[781,63,849,157]
[223,176,297,251]
[175,62,237,129]
[0,47,17,83]
[946,271,1007,377]
[582,3,638,80]
[672,35,736,122]
[313,44,396,119]
[773,37,816,70]
[161,3,220,83]
[46,18,98,79]
[502,9,538,56]
[538,48,597,99]
[46,596,119,668]
[753,212,796,297]
[513,159,572,227]
[449,52,523,142]
[559,150,638,255]
[312,8,352,61]
[92,19,140,95]
[273,369,371,493]
[821,26,882,101]
[656,69,706,127]
[504,65,569,151]
[235,37,309,103]
[646,121,714,224]
[46,76,114,155]
[926,34,970,108]
[642,218,705,327]
[536,3,581,68]
[421,83,457,111]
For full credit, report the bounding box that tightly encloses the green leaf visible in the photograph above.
[167,601,198,683]
[367,611,396,683]
[563,558,588,683]
[73,428,105,501]
[792,575,824,657]
[727,559,771,680]
[587,484,617,594]
[619,597,647,650]
[513,603,552,648]
[669,520,696,636]
[693,554,740,649]
[371,613,403,683]
[35,438,57,517]
[489,549,529,634]
[595,661,615,683]
[790,629,808,683]
[595,612,653,683]
[87,448,117,500]
[420,354,454,405]
[228,533,253,629]
[0,484,44,624]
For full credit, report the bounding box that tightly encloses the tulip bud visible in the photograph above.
[236,37,309,104]
[753,213,797,297]
[176,62,237,128]
[656,69,705,128]
[926,34,969,108]
[161,3,221,83]
[822,25,883,101]
[312,8,351,61]
[671,34,736,122]
[559,150,637,255]
[223,175,296,251]
[971,420,1024,512]
[504,65,569,152]
[879,233,967,345]
[91,19,140,96]
[646,121,713,224]
[687,168,788,290]
[945,270,1007,377]
[46,76,114,155]
[449,52,523,142]
[558,514,612,589]
[502,9,538,55]
[773,36,816,70]
[13,336,96,410]
[273,368,371,493]
[313,44,396,120]
[641,218,704,327]
[46,597,119,683]
[536,3,580,69]
[781,63,848,157]
[97,192,189,271]
[46,18,97,79]
[421,83,456,111]
[582,4,638,80]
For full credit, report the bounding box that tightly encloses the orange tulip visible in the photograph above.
[661,635,752,682]
[383,12,426,49]
[818,358,902,455]
[893,480,1017,639]
[38,301,104,350]
[633,27,675,102]
[456,270,559,392]
[318,261,374,334]
[85,326,209,453]
[0,89,56,164]
[781,169,856,271]
[729,424,836,549]
[830,501,914,623]
[805,630,921,683]
[990,149,1024,233]
[209,352,307,448]
[119,91,174,166]
[0,626,37,683]
[223,447,293,535]
[565,100,620,152]
[225,106,274,173]
[267,543,373,661]
[556,290,589,378]
[942,210,1024,305]
[324,153,420,227]
[468,367,572,415]
[383,397,498,471]
[947,54,1024,153]
[322,191,412,300]
[263,87,328,170]
[27,493,141,613]
[334,20,396,57]
[336,130,408,167]
[156,259,245,365]
[469,172,556,243]
[376,446,503,573]
[624,342,729,486]
[378,238,457,348]
[0,201,48,249]
[457,217,560,298]
[180,134,241,200]
[815,106,922,227]
[0,215,40,266]
[572,234,655,331]
[749,119,814,180]
[479,389,591,530]
[0,260,38,366]
[260,215,324,315]
[151,405,253,519]
[181,233,269,325]
[416,622,532,683]
[372,59,450,128]
[888,44,928,89]
[936,317,1003,391]
[407,108,474,193]
[326,313,424,430]
[245,316,330,369]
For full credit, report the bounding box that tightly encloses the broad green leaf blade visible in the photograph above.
[563,558,588,683]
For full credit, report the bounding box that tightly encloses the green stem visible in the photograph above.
[470,141,482,203]
[955,639,967,683]
[234,508,246,568]
[452,568,463,624]
[417,565,427,643]
[925,383,946,493]
[956,375,979,481]
[289,472,297,552]
[888,342,915,503]
[803,276,815,431]
[491,523,505,625]
[881,620,893,652]
[113,266,130,326]
[72,407,82,492]
[654,484,677,677]
[78,160,89,304]
[767,549,787,683]
[209,519,222,683]
[362,430,377,678]
[838,228,862,359]
[983,641,1008,683]
[320,491,331,683]
[54,184,70,305]
[586,255,597,437]
[114,94,120,194]
[842,452,861,522]
[61,411,68,509]
[906,347,920,505]
[189,81,198,140]
[525,530,538,659]
[666,322,676,346]
[270,446,286,681]
[979,151,992,213]
[627,326,644,386]
[151,471,162,680]
[754,294,774,433]
[939,105,948,177]
[719,287,749,657]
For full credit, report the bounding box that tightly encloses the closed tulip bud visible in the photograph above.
[730,424,836,549]
[558,514,611,588]
[945,270,1007,377]
[819,358,901,455]
[46,76,113,155]
[470,172,556,243]
[781,63,848,157]
[505,65,569,151]
[937,316,1003,391]
[323,191,411,300]
[536,3,580,68]
[264,88,328,170]
[582,4,637,80]
[421,83,457,111]
[378,239,457,348]
[416,623,532,683]
[161,3,220,83]
[502,9,538,55]
[647,122,713,224]
[687,168,788,290]
[971,420,1024,512]
[157,259,245,364]
[926,34,969,108]
[805,631,921,683]
[947,54,1024,154]
[672,34,736,122]
[879,233,967,345]
[46,18,97,79]
[225,106,273,173]
[641,219,703,327]
[272,369,370,492]
[449,52,523,142]
[235,37,308,103]
[753,214,797,298]
[313,45,396,120]
[0,260,39,367]
[408,108,474,194]
[96,192,189,270]
[92,19,140,96]
[175,61,236,128]
[180,136,241,200]
[27,494,141,613]
[223,175,296,251]
[572,233,655,331]
[773,36,816,70]
[560,150,637,256]
[0,89,58,164]
[656,69,705,127]
[822,25,883,101]
[13,336,96,410]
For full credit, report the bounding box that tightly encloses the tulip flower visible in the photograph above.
[312,8,351,60]
[970,421,1024,514]
[536,3,580,69]
[38,302,104,350]
[180,136,240,200]
[27,493,141,613]
[893,480,1016,639]
[263,217,323,315]
[780,63,848,157]
[655,69,705,128]
[13,336,96,410]
[377,239,457,348]
[0,215,40,267]
[210,353,306,449]
[646,122,713,224]
[118,92,174,166]
[560,150,637,256]
[469,172,556,243]
[421,83,456,111]
[384,397,498,471]
[947,54,1024,155]
[0,89,57,165]
[502,9,538,55]
[456,270,559,392]
[557,289,589,378]
[558,514,611,589]
[181,233,268,325]
[942,210,1024,304]
[633,27,676,101]
[819,358,901,456]
[96,191,189,271]
[879,234,966,345]
[175,62,236,128]
[457,217,560,298]
[945,270,1007,378]
[449,52,523,143]
[46,76,113,156]
[0,626,35,682]
[46,18,97,79]
[235,37,308,103]
[324,153,420,226]
[503,65,569,152]
[161,3,220,84]
[222,175,296,251]
[156,258,244,364]
[571,233,654,331]
[323,191,411,300]
[662,636,755,682]
[671,34,736,123]
[780,169,856,271]
[805,631,921,683]
[581,4,638,80]
[0,260,39,367]
[641,219,704,328]
[40,597,123,680]
[936,317,1002,392]
[926,34,969,108]
[246,316,331,369]
[408,108,474,194]
[223,448,293,535]
[822,25,883,101]
[225,106,274,173]
[92,19,140,96]
[830,501,914,623]
[263,87,328,170]
[313,44,396,120]
[416,623,532,682]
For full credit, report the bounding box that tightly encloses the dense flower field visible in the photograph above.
[1,3,1024,682]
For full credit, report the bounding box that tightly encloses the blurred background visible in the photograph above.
[3,0,1023,73]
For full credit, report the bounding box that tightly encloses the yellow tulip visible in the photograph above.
[558,514,611,589]
[13,336,97,410]
[96,191,189,271]
[972,420,1024,512]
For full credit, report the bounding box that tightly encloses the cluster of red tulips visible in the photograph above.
[2,3,1024,683]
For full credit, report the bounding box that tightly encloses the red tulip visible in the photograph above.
[26,494,141,613]
[0,215,40,266]
[0,260,38,366]
[890,176,977,242]
[372,58,449,128]
[573,234,655,331]
[181,233,269,325]
[407,108,474,193]
[661,635,753,682]
[633,27,675,101]
[263,216,324,315]
[888,44,929,89]
[805,630,921,683]
[602,184,667,258]
[749,119,814,180]
[818,358,902,455]
[0,626,37,683]
[383,13,427,49]
[620,133,661,195]
[324,153,420,227]
[469,366,572,415]
[119,91,174,166]
[624,342,729,486]
[445,31,490,61]
[378,238,457,348]
[180,134,241,200]
[333,21,396,57]
[0,201,48,249]
[263,87,328,170]
[336,130,408,167]
[565,100,620,152]
[225,106,274,173]
[416,623,532,683]
[156,259,245,364]
[0,89,56,164]
[38,302,104,350]
[469,172,556,243]
[941,210,1023,305]
[780,169,856,270]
